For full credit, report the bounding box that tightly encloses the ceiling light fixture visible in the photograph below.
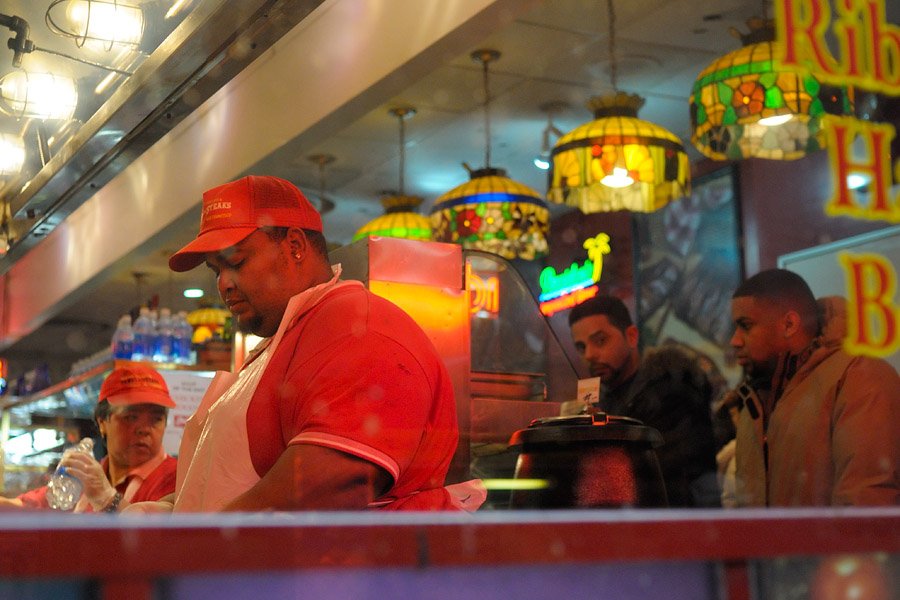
[0,71,78,120]
[353,107,432,242]
[430,49,550,261]
[0,133,25,177]
[46,0,144,52]
[548,0,690,213]
[0,201,12,255]
[534,101,566,171]
[166,0,193,20]
[689,3,853,161]
[307,154,337,216]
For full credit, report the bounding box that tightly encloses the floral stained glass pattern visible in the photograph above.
[690,39,853,161]
[549,93,691,213]
[430,169,550,260]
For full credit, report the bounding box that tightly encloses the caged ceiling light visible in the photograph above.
[0,133,26,177]
[430,49,550,261]
[0,71,78,120]
[46,0,145,51]
[689,10,853,161]
[548,0,690,213]
[354,107,432,242]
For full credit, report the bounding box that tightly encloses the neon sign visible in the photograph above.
[466,261,499,316]
[539,233,611,315]
[540,285,599,317]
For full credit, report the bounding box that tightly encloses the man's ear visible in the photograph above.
[782,310,802,339]
[97,418,107,439]
[625,324,640,350]
[286,227,309,260]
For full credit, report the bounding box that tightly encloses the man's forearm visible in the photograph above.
[221,443,390,512]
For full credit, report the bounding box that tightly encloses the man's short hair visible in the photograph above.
[568,295,634,331]
[732,269,819,335]
[263,227,329,259]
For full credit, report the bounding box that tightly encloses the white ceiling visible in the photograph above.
[5,0,896,380]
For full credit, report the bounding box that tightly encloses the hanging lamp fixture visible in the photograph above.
[46,0,145,51]
[306,154,337,216]
[353,107,432,242]
[534,101,567,170]
[430,49,550,260]
[548,0,690,213]
[689,1,853,161]
[0,132,25,177]
[0,71,78,120]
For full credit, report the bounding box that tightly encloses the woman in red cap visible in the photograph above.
[0,365,178,513]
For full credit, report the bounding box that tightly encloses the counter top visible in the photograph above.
[1,508,898,575]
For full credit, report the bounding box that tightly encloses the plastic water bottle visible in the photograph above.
[47,438,94,511]
[132,307,154,362]
[111,315,134,360]
[153,308,174,363]
[172,310,194,365]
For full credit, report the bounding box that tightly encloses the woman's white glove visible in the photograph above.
[59,450,118,511]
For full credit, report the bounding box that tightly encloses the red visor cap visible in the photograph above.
[100,365,176,408]
[168,175,323,272]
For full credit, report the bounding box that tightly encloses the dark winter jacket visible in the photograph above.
[599,346,720,507]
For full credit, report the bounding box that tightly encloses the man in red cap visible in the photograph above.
[160,175,481,512]
[0,365,178,512]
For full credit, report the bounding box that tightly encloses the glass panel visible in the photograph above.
[755,553,899,600]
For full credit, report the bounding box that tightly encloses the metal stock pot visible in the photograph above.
[507,412,667,509]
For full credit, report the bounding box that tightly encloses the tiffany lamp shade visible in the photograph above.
[690,24,853,161]
[430,167,550,260]
[353,195,432,241]
[548,92,690,213]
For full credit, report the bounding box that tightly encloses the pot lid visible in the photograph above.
[508,411,664,448]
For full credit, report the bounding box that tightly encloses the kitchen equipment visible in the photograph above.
[508,411,667,508]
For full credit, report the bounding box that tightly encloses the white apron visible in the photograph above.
[174,268,351,512]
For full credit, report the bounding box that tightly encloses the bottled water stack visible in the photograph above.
[153,308,174,363]
[111,314,134,360]
[47,438,94,511]
[131,307,154,362]
[172,310,195,365]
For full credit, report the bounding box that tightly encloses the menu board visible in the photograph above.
[159,370,216,456]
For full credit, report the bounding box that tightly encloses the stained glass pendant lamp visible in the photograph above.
[353,107,432,242]
[430,50,550,260]
[689,16,853,161]
[548,0,690,213]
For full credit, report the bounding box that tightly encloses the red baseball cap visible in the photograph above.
[100,365,176,408]
[168,175,323,272]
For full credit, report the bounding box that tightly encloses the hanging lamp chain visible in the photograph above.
[399,113,406,196]
[607,0,617,93]
[482,57,492,169]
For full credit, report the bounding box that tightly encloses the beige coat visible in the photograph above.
[734,298,900,506]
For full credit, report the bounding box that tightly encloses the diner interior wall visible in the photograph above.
[737,150,894,276]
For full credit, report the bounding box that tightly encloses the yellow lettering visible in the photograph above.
[823,115,899,221]
[840,252,900,357]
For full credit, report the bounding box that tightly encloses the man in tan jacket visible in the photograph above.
[729,269,900,506]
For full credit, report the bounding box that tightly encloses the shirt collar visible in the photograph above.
[102,445,169,488]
